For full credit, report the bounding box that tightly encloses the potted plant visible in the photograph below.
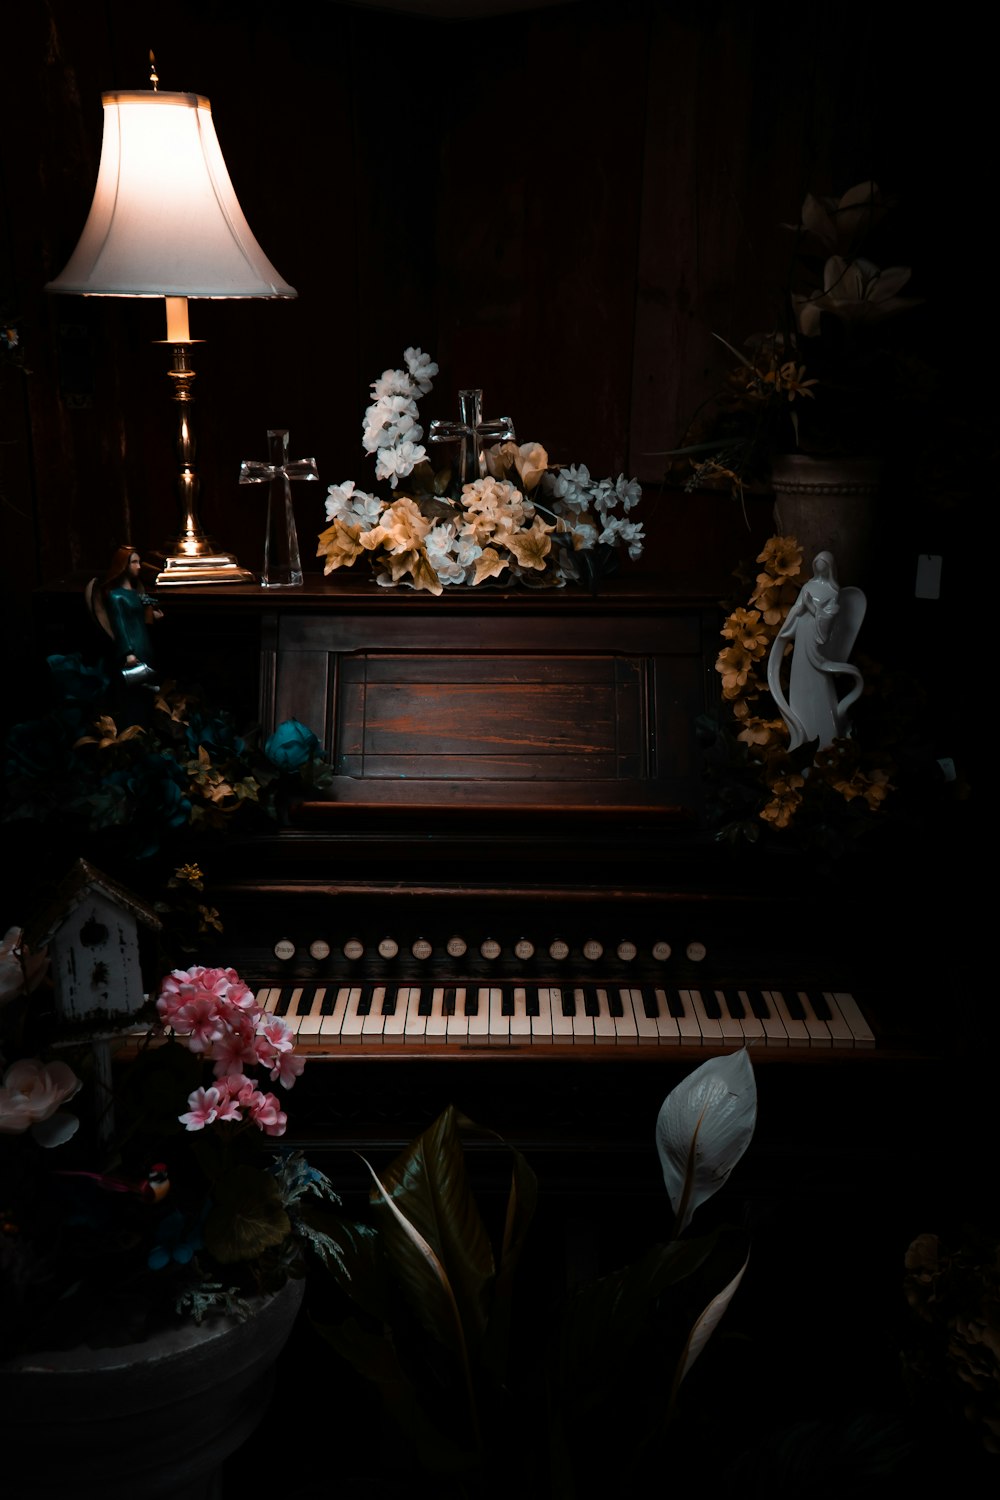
[666,182,929,581]
[311,1051,756,1498]
[0,935,344,1497]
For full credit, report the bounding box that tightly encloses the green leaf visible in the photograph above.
[370,1105,496,1356]
[671,1249,750,1395]
[204,1163,291,1264]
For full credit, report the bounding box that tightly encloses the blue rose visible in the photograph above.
[264,719,321,773]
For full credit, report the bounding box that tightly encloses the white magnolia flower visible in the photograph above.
[613,475,642,511]
[370,367,416,401]
[375,439,428,485]
[404,346,439,395]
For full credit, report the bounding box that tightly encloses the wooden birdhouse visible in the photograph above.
[26,859,161,1024]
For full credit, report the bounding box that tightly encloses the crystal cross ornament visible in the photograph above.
[428,389,515,485]
[239,429,319,588]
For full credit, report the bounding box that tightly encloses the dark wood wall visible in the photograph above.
[0,0,979,644]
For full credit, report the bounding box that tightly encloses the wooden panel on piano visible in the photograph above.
[260,593,714,816]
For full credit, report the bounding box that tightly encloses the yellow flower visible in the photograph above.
[716,643,757,699]
[721,607,770,656]
[172,863,205,891]
[775,362,818,401]
[750,576,800,626]
[737,716,787,750]
[756,535,803,579]
[759,770,805,828]
[377,497,432,554]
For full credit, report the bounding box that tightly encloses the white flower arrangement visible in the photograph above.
[317,348,644,595]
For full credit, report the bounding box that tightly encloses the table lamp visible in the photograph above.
[46,66,296,585]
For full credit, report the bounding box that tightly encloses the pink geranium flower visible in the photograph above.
[179,1085,223,1130]
[269,1050,305,1090]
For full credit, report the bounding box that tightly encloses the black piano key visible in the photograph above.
[501,986,515,1017]
[320,989,338,1016]
[783,989,807,1021]
[561,990,577,1017]
[806,990,833,1021]
[272,988,293,1017]
[640,987,660,1019]
[380,988,398,1015]
[701,989,722,1020]
[583,987,601,1018]
[747,990,771,1020]
[666,989,686,1019]
[357,988,374,1016]
[721,989,745,1019]
[417,989,433,1017]
[464,990,479,1017]
[607,990,625,1018]
[442,987,457,1016]
[525,988,540,1017]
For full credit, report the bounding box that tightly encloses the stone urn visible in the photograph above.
[770,453,880,586]
[1,1276,305,1498]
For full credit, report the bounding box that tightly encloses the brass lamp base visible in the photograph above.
[155,551,255,587]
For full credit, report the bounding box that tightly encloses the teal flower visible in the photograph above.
[263,720,320,773]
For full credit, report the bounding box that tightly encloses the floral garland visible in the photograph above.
[317,347,644,594]
[711,535,893,837]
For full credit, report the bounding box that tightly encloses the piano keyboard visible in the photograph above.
[253,981,875,1052]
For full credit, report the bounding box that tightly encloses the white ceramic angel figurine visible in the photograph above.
[767,551,866,751]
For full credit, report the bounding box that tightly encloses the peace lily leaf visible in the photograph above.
[368,1106,495,1354]
[554,1236,719,1406]
[671,1249,750,1395]
[656,1047,756,1234]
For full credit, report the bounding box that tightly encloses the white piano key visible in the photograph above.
[571,988,594,1041]
[674,990,704,1043]
[767,990,810,1046]
[319,986,352,1040]
[297,987,326,1037]
[532,986,554,1043]
[510,986,531,1039]
[403,987,428,1042]
[832,991,875,1048]
[361,985,386,1040]
[466,987,490,1040]
[818,991,856,1048]
[650,988,682,1043]
[731,990,766,1046]
[340,986,367,1040]
[626,988,660,1042]
[280,987,307,1036]
[686,989,723,1046]
[379,987,407,1040]
[793,991,832,1046]
[445,987,470,1041]
[613,989,639,1042]
[488,987,509,1043]
[592,987,617,1041]
[425,987,449,1040]
[544,987,574,1040]
[708,990,745,1044]
[259,987,283,1016]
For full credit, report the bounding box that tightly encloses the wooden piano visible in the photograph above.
[172,567,948,1184]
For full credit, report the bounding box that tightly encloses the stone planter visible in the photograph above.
[2,1275,305,1498]
[770,453,880,586]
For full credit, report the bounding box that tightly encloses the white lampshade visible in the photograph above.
[46,90,296,299]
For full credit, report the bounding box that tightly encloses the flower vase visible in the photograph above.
[1,1277,304,1498]
[770,454,880,587]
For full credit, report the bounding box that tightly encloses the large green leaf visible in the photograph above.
[370,1105,497,1356]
